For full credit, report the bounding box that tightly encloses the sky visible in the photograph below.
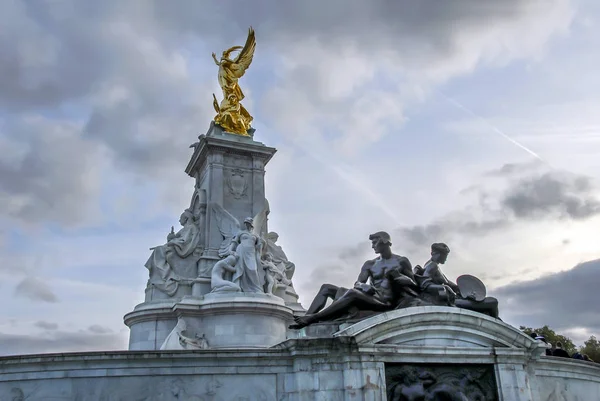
[1,0,600,356]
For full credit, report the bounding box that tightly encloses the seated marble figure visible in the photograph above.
[265,232,295,280]
[262,253,292,295]
[145,209,202,296]
[416,243,499,319]
[290,231,421,329]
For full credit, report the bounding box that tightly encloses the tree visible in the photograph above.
[519,325,577,355]
[580,335,600,362]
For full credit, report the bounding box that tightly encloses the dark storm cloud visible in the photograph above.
[494,259,600,336]
[14,277,59,303]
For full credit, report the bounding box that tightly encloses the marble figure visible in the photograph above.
[265,231,296,280]
[160,317,209,350]
[210,254,241,293]
[212,203,267,293]
[145,209,202,296]
[262,253,292,294]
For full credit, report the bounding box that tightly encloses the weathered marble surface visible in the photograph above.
[7,307,600,400]
[534,357,600,401]
[127,293,293,350]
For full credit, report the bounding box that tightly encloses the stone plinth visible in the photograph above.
[175,293,293,349]
[125,293,294,350]
[124,300,178,351]
[124,123,306,350]
[185,123,277,282]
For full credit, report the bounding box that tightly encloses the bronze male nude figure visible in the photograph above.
[419,243,500,319]
[290,231,419,329]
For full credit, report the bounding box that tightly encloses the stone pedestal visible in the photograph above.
[124,122,305,350]
[186,123,277,282]
[124,300,178,351]
[125,292,294,350]
[176,293,293,349]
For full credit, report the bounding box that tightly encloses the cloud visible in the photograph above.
[500,171,600,220]
[88,324,113,334]
[395,165,600,250]
[34,321,59,331]
[484,160,545,177]
[494,258,600,343]
[299,162,600,299]
[0,0,575,227]
[154,0,573,71]
[0,329,127,356]
[0,1,213,226]
[14,277,58,303]
[0,116,105,225]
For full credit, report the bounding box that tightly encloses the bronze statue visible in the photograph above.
[419,243,499,319]
[413,243,459,306]
[304,283,350,315]
[211,27,256,136]
[290,232,419,329]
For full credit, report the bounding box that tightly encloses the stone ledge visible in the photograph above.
[186,130,277,177]
[333,306,536,350]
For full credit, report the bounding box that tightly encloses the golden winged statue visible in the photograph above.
[212,27,256,136]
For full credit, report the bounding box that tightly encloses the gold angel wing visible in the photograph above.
[230,27,256,79]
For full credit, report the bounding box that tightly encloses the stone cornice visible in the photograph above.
[185,133,277,177]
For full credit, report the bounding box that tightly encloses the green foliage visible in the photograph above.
[519,325,577,355]
[580,335,600,362]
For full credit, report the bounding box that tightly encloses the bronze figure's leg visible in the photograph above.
[291,288,391,329]
[305,284,346,314]
[455,297,499,319]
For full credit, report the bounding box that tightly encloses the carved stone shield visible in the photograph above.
[227,169,248,199]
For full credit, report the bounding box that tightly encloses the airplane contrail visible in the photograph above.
[289,138,401,225]
[437,90,549,165]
